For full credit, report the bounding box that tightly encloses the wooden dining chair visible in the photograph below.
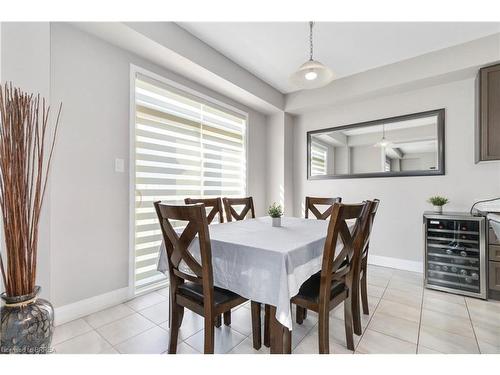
[291,201,374,353]
[154,201,248,354]
[222,197,255,222]
[184,197,224,224]
[296,196,342,323]
[184,197,227,327]
[359,199,380,317]
[305,196,342,220]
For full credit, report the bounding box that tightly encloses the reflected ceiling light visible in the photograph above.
[374,124,392,148]
[289,22,334,90]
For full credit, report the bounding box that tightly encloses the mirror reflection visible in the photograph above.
[308,109,444,179]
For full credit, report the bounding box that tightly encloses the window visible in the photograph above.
[132,72,247,293]
[310,141,328,176]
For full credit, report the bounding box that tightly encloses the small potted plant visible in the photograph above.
[428,196,449,214]
[268,202,284,227]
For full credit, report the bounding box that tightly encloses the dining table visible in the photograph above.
[157,216,334,354]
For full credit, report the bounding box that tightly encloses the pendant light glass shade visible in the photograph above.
[289,22,334,90]
[290,60,334,89]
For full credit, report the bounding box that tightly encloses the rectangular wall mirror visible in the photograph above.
[307,109,445,179]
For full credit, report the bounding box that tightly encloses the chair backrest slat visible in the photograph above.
[222,197,255,222]
[318,201,374,307]
[363,199,380,257]
[154,201,214,292]
[184,197,224,224]
[305,196,342,220]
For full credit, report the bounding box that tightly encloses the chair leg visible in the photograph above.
[361,264,369,315]
[204,315,215,354]
[251,301,262,350]
[215,314,222,328]
[303,308,308,319]
[296,306,305,325]
[351,277,362,336]
[344,298,355,351]
[318,307,330,354]
[264,304,271,348]
[223,310,231,326]
[168,302,183,354]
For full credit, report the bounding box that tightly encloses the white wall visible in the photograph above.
[49,23,268,307]
[293,77,500,270]
[0,22,52,299]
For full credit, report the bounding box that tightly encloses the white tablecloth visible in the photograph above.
[157,216,332,330]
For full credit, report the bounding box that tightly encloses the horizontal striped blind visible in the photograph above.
[311,141,328,176]
[133,74,247,292]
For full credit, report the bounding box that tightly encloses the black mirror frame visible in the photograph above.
[307,109,445,180]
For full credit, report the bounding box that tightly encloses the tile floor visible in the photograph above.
[52,265,500,354]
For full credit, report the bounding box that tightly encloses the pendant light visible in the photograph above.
[289,22,334,90]
[374,124,391,148]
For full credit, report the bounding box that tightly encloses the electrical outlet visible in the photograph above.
[115,158,125,173]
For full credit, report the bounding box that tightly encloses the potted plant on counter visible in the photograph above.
[428,196,449,214]
[0,84,61,354]
[268,202,284,227]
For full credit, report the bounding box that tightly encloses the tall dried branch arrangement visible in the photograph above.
[0,83,61,297]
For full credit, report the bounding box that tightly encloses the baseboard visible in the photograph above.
[368,254,423,274]
[54,287,130,326]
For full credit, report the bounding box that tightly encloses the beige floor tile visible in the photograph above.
[368,311,419,344]
[184,325,247,354]
[356,329,417,354]
[418,325,479,354]
[424,289,465,306]
[366,265,395,278]
[472,321,500,348]
[139,301,169,325]
[467,300,500,329]
[291,316,318,349]
[225,304,254,336]
[421,308,474,338]
[292,329,353,354]
[367,284,386,298]
[175,342,201,354]
[329,317,362,348]
[229,337,270,354]
[387,280,423,294]
[417,345,443,354]
[100,346,119,354]
[84,304,135,329]
[125,291,167,311]
[172,309,204,341]
[376,299,421,323]
[54,330,112,354]
[96,313,155,345]
[423,296,470,319]
[382,287,422,308]
[156,287,170,298]
[115,326,169,354]
[478,340,500,354]
[53,318,93,345]
[466,297,500,312]
[367,274,391,288]
[332,298,379,328]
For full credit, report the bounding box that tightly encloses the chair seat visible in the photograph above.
[177,282,242,306]
[294,272,347,303]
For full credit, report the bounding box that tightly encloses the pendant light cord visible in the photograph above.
[309,21,314,61]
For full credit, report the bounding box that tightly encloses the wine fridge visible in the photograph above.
[424,212,486,299]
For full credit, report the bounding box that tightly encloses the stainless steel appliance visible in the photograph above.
[424,212,486,299]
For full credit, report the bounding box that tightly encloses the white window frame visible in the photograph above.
[128,64,249,297]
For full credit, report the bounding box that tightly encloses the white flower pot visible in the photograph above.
[272,217,281,227]
[433,205,443,213]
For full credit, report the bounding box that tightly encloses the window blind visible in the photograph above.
[133,74,247,292]
[311,141,328,176]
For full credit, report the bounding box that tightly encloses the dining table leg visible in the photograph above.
[269,305,292,354]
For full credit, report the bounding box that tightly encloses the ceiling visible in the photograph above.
[179,22,500,93]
